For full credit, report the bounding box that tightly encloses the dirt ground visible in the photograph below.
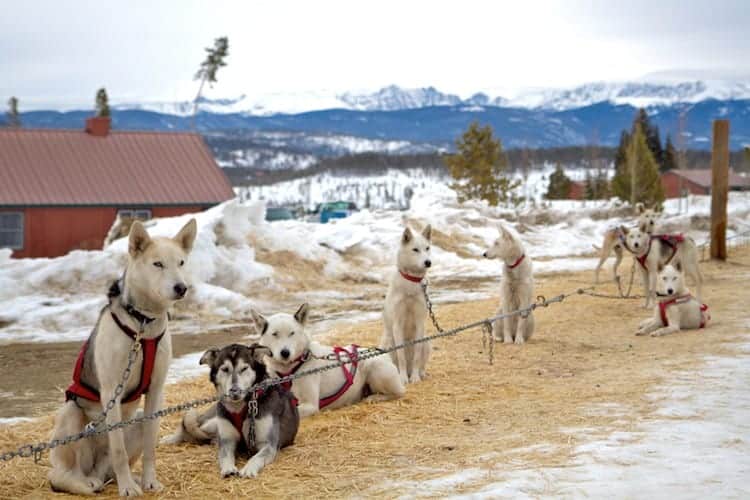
[0,246,748,499]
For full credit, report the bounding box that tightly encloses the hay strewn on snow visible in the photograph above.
[1,247,748,499]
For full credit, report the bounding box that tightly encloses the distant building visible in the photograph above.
[661,169,750,198]
[567,181,586,200]
[0,117,234,258]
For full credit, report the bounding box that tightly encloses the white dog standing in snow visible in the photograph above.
[380,225,433,384]
[483,224,535,344]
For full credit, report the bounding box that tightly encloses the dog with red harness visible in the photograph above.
[254,304,405,418]
[621,224,703,309]
[636,261,710,337]
[161,343,299,478]
[48,219,197,496]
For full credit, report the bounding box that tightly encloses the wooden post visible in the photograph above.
[710,120,730,260]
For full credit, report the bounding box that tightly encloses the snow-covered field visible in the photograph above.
[1,182,748,346]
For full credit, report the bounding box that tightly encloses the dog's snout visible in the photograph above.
[634,242,640,248]
[228,386,242,399]
[482,251,488,258]
[667,288,674,295]
[280,348,290,360]
[424,260,432,268]
[173,282,187,298]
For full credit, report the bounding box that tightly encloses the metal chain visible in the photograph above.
[245,399,259,449]
[0,284,642,464]
[82,319,146,439]
[481,322,494,365]
[615,263,636,298]
[421,279,445,334]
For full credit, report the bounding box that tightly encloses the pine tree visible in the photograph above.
[545,163,571,199]
[445,122,519,206]
[584,169,609,200]
[95,88,110,117]
[633,108,664,168]
[6,97,20,127]
[193,36,229,130]
[662,134,678,172]
[611,123,664,206]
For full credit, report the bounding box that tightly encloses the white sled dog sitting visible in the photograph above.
[622,224,703,308]
[162,343,299,479]
[381,224,433,384]
[636,261,710,337]
[483,224,535,344]
[255,304,405,418]
[48,219,197,496]
[593,203,660,284]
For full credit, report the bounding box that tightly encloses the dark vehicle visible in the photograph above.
[319,201,358,223]
[266,207,295,222]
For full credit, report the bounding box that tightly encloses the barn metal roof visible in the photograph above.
[0,128,235,206]
[666,169,750,189]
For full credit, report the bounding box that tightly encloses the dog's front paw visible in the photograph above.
[650,331,664,337]
[221,466,239,478]
[240,458,264,478]
[503,336,513,344]
[408,373,422,384]
[635,329,646,336]
[141,476,163,493]
[514,336,525,345]
[399,373,409,386]
[84,476,104,492]
[118,477,143,497]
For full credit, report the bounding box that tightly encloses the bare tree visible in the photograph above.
[192,36,229,131]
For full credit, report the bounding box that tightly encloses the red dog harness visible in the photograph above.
[399,270,424,283]
[507,254,525,269]
[65,312,165,404]
[319,345,359,409]
[658,294,709,328]
[636,234,685,270]
[221,402,249,436]
[274,345,360,409]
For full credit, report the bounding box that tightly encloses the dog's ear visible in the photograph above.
[673,260,682,273]
[638,222,648,233]
[128,221,152,257]
[620,225,629,235]
[498,224,511,240]
[657,262,664,273]
[635,202,645,214]
[250,309,268,335]
[294,303,309,325]
[174,218,197,253]
[199,347,219,366]
[402,227,413,245]
[248,343,272,363]
[421,224,432,241]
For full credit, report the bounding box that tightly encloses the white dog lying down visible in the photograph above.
[254,304,405,418]
[483,224,535,344]
[636,261,710,337]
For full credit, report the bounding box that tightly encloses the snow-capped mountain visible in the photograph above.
[111,80,750,116]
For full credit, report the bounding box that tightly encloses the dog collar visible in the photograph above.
[507,254,525,269]
[399,270,424,283]
[122,302,156,325]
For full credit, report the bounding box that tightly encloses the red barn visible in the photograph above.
[567,181,586,200]
[661,169,750,198]
[0,118,234,258]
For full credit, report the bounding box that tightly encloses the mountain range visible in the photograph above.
[8,81,750,150]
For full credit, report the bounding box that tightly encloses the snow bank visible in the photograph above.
[2,184,749,344]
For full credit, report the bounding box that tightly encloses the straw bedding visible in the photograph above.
[1,247,747,498]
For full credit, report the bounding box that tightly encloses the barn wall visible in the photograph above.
[2,205,209,258]
[661,173,709,198]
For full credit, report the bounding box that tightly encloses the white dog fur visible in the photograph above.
[380,225,433,384]
[636,261,710,336]
[483,224,535,344]
[255,304,405,418]
[48,219,197,496]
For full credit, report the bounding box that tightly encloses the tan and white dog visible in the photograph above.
[593,203,659,284]
[621,224,703,308]
[380,225,433,384]
[483,224,535,344]
[48,219,197,496]
[255,304,405,418]
[636,261,710,336]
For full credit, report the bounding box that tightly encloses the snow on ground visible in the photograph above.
[383,332,750,499]
[1,186,749,345]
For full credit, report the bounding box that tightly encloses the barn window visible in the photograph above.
[117,209,152,221]
[0,212,24,250]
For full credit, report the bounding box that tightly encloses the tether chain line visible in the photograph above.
[0,285,590,464]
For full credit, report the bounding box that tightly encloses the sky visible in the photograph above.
[1,0,749,109]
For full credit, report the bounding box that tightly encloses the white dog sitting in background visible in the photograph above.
[483,224,535,344]
[636,261,710,337]
[380,224,433,384]
[256,304,405,418]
